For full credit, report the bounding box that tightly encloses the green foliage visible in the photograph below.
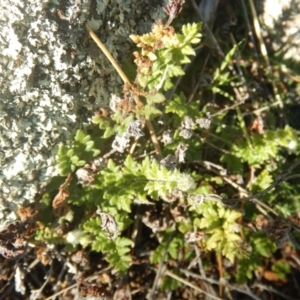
[272,260,291,280]
[193,202,242,262]
[130,22,201,91]
[83,217,133,273]
[250,169,273,192]
[57,129,101,175]
[166,93,200,118]
[161,271,183,291]
[220,153,243,173]
[139,104,162,120]
[211,43,242,100]
[270,181,300,216]
[250,233,276,258]
[93,234,133,273]
[150,232,186,264]
[146,92,166,105]
[236,255,261,284]
[227,126,297,167]
[236,232,277,283]
[95,156,197,210]
[34,226,64,244]
[38,9,300,294]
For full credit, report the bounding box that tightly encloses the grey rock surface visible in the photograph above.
[259,0,300,61]
[0,0,164,220]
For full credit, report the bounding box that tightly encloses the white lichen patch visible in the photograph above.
[260,0,300,61]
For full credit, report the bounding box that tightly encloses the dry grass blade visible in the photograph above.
[86,25,130,86]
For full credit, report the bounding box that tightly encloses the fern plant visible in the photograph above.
[35,4,300,291]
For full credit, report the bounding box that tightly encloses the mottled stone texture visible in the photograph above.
[0,0,165,220]
[259,0,300,61]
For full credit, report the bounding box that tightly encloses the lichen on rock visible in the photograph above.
[0,0,165,219]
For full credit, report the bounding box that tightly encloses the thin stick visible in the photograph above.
[86,25,130,85]
[190,0,224,57]
[216,252,224,297]
[31,263,54,300]
[145,119,161,155]
[242,100,282,117]
[164,270,223,300]
[253,283,298,300]
[194,246,218,297]
[198,160,279,217]
[225,160,300,204]
[44,267,112,300]
[241,0,259,61]
[150,227,175,299]
[188,51,211,103]
[180,269,262,300]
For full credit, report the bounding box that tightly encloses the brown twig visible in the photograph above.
[193,245,217,297]
[163,0,185,27]
[209,96,247,118]
[252,283,298,300]
[180,269,262,300]
[224,160,300,205]
[199,160,279,217]
[52,173,72,216]
[216,252,224,297]
[30,263,54,300]
[86,25,130,85]
[200,158,300,231]
[44,266,112,300]
[150,226,176,300]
